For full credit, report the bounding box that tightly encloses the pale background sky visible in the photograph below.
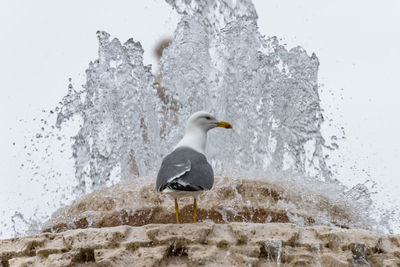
[0,0,399,237]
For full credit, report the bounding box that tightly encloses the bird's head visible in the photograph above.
[186,111,232,132]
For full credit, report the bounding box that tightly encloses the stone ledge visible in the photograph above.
[1,223,400,266]
[42,177,371,233]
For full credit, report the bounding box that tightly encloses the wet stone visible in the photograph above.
[351,243,370,266]
[263,239,282,262]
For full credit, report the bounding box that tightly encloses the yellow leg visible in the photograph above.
[193,198,197,223]
[175,198,180,224]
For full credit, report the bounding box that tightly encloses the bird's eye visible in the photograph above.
[205,116,211,120]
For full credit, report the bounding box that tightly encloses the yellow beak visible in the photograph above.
[216,121,232,129]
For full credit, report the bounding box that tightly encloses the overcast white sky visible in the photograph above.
[0,0,399,236]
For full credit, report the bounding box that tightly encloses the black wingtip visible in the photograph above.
[164,181,204,192]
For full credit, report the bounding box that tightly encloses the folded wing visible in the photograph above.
[156,147,214,192]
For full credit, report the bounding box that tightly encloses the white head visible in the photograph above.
[186,111,232,133]
[175,111,232,154]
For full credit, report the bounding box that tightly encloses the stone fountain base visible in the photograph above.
[1,223,400,266]
[41,177,370,233]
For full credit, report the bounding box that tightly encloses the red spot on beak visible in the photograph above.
[216,121,232,129]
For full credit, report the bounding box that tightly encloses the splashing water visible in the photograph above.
[56,0,331,194]
[6,0,399,237]
[56,33,163,192]
[52,0,400,233]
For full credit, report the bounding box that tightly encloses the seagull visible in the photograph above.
[156,111,232,223]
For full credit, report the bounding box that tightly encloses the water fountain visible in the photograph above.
[4,0,398,240]
[2,1,400,266]
[56,0,331,193]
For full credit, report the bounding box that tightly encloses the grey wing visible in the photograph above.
[156,157,192,192]
[156,147,214,192]
[180,158,213,191]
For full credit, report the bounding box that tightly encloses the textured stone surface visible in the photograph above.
[4,178,395,266]
[1,223,400,267]
[42,177,370,233]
